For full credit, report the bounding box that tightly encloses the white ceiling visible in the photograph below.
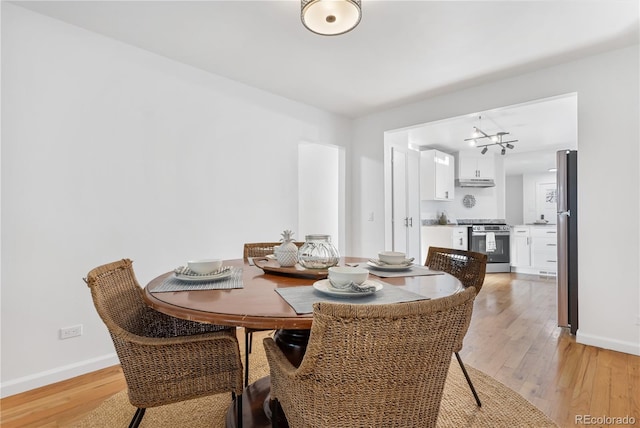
[10,0,639,174]
[12,0,639,118]
[386,93,578,174]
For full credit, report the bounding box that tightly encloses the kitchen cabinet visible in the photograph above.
[420,226,469,263]
[456,152,495,180]
[510,225,557,275]
[511,226,531,268]
[531,226,557,276]
[452,227,468,250]
[420,150,454,201]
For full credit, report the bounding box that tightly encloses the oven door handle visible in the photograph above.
[471,232,510,236]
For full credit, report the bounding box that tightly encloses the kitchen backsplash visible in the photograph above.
[421,187,500,223]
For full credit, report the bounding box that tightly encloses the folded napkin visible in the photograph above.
[152,267,243,292]
[174,265,231,277]
[329,279,378,293]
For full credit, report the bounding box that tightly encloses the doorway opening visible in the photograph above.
[383,93,578,266]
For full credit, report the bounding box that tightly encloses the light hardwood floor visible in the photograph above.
[2,273,638,427]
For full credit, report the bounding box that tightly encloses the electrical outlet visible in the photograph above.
[60,324,83,340]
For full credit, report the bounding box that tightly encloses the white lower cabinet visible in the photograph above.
[531,227,557,275]
[452,227,468,250]
[511,226,531,268]
[510,225,557,275]
[421,226,469,264]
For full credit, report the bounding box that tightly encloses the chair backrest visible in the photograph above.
[425,246,487,293]
[84,258,149,337]
[287,287,476,427]
[84,259,244,410]
[243,241,303,261]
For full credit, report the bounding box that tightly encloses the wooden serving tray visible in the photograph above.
[253,257,329,279]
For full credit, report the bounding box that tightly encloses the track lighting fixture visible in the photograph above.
[464,116,518,155]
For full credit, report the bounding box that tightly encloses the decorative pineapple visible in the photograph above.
[275,229,298,267]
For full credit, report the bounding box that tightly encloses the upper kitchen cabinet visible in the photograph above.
[455,152,496,187]
[420,149,454,201]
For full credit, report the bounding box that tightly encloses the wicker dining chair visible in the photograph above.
[425,246,488,407]
[264,287,477,428]
[241,242,303,386]
[84,259,244,428]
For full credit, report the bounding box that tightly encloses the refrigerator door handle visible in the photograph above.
[558,210,571,217]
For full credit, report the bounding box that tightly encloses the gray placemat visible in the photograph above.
[275,283,429,314]
[151,268,243,292]
[364,264,444,278]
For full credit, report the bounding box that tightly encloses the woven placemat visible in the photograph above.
[151,267,243,292]
[275,283,428,314]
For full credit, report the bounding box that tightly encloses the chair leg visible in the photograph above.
[128,408,146,428]
[455,352,482,407]
[249,331,253,353]
[244,331,251,387]
[233,392,243,428]
[270,398,281,428]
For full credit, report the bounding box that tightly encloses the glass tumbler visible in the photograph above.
[297,235,340,269]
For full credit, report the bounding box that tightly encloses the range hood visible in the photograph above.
[455,178,496,188]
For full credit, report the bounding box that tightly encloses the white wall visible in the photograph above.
[522,172,557,224]
[0,4,351,396]
[505,175,524,225]
[351,46,640,356]
[505,172,557,226]
[298,143,344,251]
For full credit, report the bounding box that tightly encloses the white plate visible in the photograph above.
[173,269,232,283]
[366,261,413,271]
[313,279,383,298]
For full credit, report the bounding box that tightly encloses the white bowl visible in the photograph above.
[328,266,369,287]
[188,259,223,274]
[378,251,407,265]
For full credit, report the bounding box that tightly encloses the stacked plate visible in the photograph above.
[367,251,414,271]
[313,279,383,298]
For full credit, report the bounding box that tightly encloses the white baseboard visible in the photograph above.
[577,331,640,356]
[0,353,119,398]
[510,266,557,276]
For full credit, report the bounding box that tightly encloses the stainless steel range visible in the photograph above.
[457,219,511,273]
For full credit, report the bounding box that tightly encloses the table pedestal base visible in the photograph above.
[226,329,309,428]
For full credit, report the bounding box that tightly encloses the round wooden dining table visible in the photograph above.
[144,257,462,428]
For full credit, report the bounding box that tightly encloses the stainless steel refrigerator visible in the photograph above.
[556,150,578,334]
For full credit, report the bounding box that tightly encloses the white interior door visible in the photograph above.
[406,150,420,258]
[388,145,420,259]
[392,148,408,252]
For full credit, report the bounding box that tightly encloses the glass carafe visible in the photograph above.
[297,235,340,269]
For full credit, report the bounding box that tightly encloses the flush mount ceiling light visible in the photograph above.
[301,0,362,36]
[464,116,518,156]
